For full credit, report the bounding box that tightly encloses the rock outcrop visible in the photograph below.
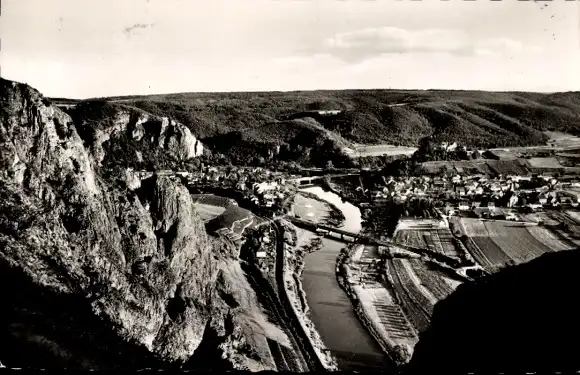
[0,79,270,370]
[69,100,204,167]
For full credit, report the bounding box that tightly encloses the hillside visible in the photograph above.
[407,249,580,373]
[51,89,580,168]
[0,78,280,370]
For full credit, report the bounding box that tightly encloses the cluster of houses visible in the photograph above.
[249,180,293,209]
[128,166,299,214]
[363,173,580,215]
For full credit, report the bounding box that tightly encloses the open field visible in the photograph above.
[407,259,457,301]
[191,194,236,207]
[545,131,580,149]
[526,225,575,252]
[525,157,563,169]
[191,194,256,239]
[565,210,580,224]
[385,259,433,333]
[394,229,460,258]
[293,193,331,223]
[459,217,568,267]
[344,144,417,158]
[418,159,529,176]
[193,203,227,222]
[207,205,255,238]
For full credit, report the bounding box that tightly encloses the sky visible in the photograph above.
[1,0,579,98]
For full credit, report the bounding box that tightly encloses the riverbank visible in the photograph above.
[336,244,416,366]
[279,219,339,371]
[320,178,417,366]
[297,190,345,228]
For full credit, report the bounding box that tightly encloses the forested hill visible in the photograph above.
[53,89,580,167]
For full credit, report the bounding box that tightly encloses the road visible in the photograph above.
[271,220,326,372]
[242,264,304,372]
[242,217,324,372]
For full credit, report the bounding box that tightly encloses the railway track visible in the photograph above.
[242,263,305,372]
[239,215,325,372]
[272,221,326,372]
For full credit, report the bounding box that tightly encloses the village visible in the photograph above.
[364,172,580,220]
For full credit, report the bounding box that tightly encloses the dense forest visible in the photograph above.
[54,89,580,169]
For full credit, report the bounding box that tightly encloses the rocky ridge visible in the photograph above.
[0,79,275,370]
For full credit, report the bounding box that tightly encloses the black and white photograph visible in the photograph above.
[1,0,580,373]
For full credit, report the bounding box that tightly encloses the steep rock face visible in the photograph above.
[0,79,268,370]
[69,101,204,166]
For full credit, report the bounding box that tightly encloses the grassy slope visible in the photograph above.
[52,89,580,165]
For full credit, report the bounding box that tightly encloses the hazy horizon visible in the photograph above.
[43,86,580,102]
[2,0,579,99]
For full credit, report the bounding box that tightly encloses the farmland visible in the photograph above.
[194,193,256,241]
[385,258,433,333]
[193,203,227,222]
[192,194,235,222]
[472,237,513,266]
[546,211,580,241]
[526,225,575,252]
[344,144,418,158]
[418,159,529,176]
[407,259,456,301]
[394,229,460,258]
[342,245,418,363]
[564,210,580,225]
[484,221,552,264]
[455,217,574,269]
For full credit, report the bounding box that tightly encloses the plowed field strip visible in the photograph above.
[386,259,432,333]
[408,259,453,301]
[472,237,513,266]
[526,226,574,252]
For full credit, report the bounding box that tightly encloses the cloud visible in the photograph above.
[123,23,155,35]
[322,27,471,60]
[272,53,344,68]
[320,27,530,62]
[475,38,524,57]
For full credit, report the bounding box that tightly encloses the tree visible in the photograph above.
[325,160,334,170]
[392,344,412,365]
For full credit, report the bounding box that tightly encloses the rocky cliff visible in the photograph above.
[68,100,204,169]
[0,79,275,370]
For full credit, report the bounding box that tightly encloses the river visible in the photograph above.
[297,186,391,371]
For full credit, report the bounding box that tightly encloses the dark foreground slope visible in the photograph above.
[0,78,277,370]
[407,249,580,373]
